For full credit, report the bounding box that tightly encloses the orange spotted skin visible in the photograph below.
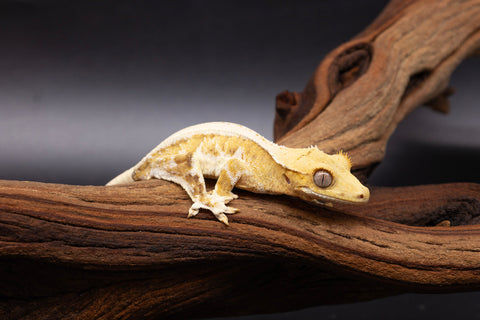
[107,122,369,225]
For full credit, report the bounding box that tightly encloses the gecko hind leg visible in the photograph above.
[188,158,246,225]
[212,158,247,214]
[152,156,244,225]
[188,186,239,224]
[148,165,210,220]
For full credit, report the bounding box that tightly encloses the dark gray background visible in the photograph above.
[0,1,479,319]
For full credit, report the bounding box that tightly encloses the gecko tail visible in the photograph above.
[106,167,135,186]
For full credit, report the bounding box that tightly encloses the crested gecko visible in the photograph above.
[107,122,369,225]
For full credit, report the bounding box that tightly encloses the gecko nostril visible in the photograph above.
[358,194,364,199]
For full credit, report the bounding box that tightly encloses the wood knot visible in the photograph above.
[274,90,305,140]
[401,69,454,114]
[402,69,432,100]
[328,42,373,96]
[275,90,299,120]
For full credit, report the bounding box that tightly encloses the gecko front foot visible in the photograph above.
[188,203,238,225]
[187,191,238,225]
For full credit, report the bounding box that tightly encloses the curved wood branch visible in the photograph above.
[1,0,480,319]
[1,180,479,319]
[274,0,480,178]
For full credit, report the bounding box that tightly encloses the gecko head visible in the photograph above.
[284,148,369,205]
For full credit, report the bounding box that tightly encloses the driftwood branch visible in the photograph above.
[1,180,479,319]
[1,0,480,319]
[274,0,480,178]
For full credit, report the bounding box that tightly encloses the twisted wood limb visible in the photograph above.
[274,0,480,178]
[1,0,480,319]
[0,180,479,319]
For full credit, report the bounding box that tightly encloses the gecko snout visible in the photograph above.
[356,188,370,202]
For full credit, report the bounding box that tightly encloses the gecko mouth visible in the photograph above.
[298,187,355,206]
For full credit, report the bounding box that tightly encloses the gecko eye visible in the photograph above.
[313,170,333,188]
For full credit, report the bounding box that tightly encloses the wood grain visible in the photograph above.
[0,180,479,319]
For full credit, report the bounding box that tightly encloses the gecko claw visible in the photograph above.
[188,202,201,218]
[215,213,229,226]
[187,209,198,218]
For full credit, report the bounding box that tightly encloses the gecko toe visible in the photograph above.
[215,213,229,226]
[188,202,202,218]
[189,194,236,224]
[188,208,199,218]
[211,190,237,203]
[224,206,238,214]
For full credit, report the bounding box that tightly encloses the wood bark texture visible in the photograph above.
[274,0,480,178]
[1,0,480,319]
